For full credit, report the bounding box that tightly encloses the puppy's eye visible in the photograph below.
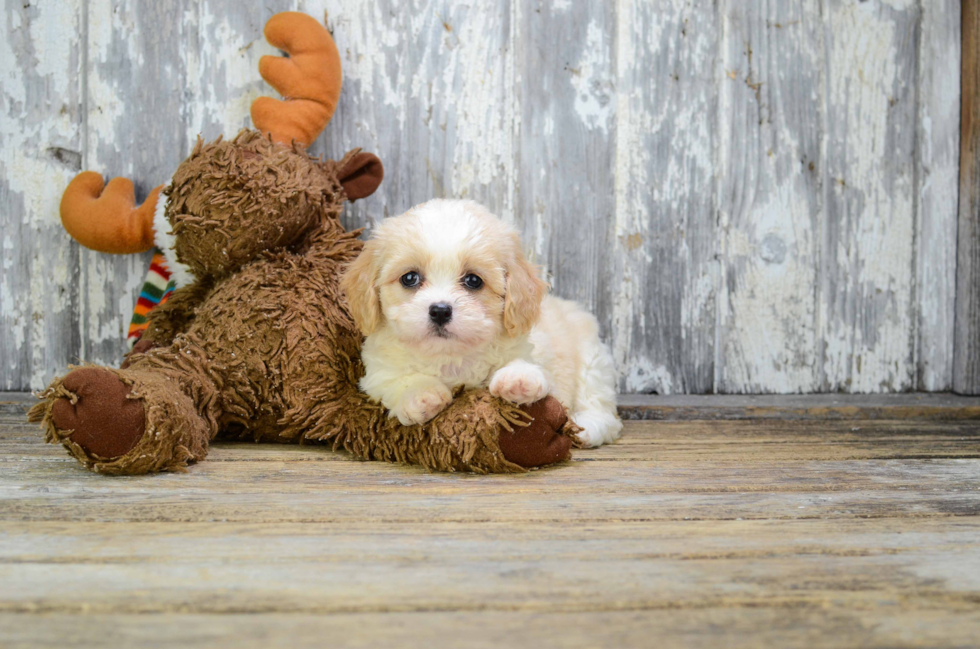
[462,273,484,290]
[400,271,421,288]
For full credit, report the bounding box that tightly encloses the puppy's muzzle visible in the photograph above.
[429,302,453,326]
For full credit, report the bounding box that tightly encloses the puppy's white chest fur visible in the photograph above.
[438,357,480,383]
[361,330,532,392]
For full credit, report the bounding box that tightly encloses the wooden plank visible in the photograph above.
[2,455,978,523]
[315,0,520,232]
[4,517,978,563]
[3,398,979,647]
[514,0,615,314]
[80,0,186,370]
[7,434,980,484]
[3,609,980,649]
[916,0,961,391]
[0,518,978,615]
[10,391,980,420]
[819,1,920,392]
[7,398,980,463]
[715,0,822,393]
[0,1,84,392]
[0,393,36,415]
[617,393,980,420]
[4,423,980,463]
[607,0,718,394]
[8,411,980,455]
[957,0,980,394]
[0,1,967,396]
[178,1,292,142]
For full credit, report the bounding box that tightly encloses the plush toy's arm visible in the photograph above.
[120,281,214,368]
[279,378,575,473]
[142,281,213,343]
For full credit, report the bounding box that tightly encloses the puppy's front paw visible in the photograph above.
[392,382,453,426]
[489,362,550,405]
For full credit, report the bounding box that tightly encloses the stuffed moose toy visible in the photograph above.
[30,12,578,475]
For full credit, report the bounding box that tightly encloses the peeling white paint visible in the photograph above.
[820,1,917,392]
[714,1,821,393]
[182,3,279,141]
[0,0,964,393]
[611,0,648,386]
[1,1,82,389]
[570,20,613,133]
[915,0,960,391]
[625,358,674,395]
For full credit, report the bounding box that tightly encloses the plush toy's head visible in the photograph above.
[58,12,383,287]
[158,131,382,286]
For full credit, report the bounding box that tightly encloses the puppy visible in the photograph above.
[341,199,622,447]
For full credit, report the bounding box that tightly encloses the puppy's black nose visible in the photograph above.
[429,303,453,326]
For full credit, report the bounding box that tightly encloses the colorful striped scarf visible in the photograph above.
[127,251,176,350]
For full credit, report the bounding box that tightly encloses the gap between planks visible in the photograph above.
[6,392,980,420]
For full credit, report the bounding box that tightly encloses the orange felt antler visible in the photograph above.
[251,12,342,147]
[60,171,160,254]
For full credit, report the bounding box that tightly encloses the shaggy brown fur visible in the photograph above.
[31,131,577,475]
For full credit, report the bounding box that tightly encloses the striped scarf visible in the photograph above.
[127,251,176,350]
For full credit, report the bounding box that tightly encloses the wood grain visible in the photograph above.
[1,518,979,615]
[716,0,822,393]
[515,0,615,314]
[0,1,966,395]
[957,0,980,394]
[617,392,980,420]
[2,411,980,646]
[917,0,961,391]
[0,1,84,390]
[2,609,979,649]
[608,0,718,394]
[3,421,980,524]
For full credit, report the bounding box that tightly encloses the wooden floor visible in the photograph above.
[2,394,980,648]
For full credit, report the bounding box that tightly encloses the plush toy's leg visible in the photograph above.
[30,348,219,475]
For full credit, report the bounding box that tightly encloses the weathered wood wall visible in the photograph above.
[0,0,963,394]
[957,0,980,394]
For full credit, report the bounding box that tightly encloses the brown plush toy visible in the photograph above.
[29,12,577,475]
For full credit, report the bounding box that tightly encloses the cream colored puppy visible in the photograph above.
[341,199,622,447]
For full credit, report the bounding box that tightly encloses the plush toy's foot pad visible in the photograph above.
[50,368,145,460]
[498,396,573,468]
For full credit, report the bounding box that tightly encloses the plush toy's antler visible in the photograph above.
[60,172,160,254]
[250,12,342,147]
[60,12,342,255]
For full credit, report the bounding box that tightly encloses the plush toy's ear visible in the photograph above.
[341,238,384,336]
[337,151,384,201]
[502,235,547,337]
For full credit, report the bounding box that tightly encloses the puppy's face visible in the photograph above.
[342,199,546,354]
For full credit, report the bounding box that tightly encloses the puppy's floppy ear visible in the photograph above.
[341,238,384,336]
[503,235,547,337]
